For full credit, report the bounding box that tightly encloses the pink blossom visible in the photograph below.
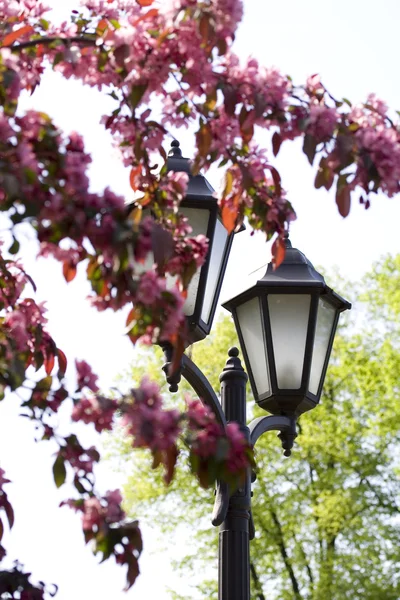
[75,359,99,392]
[105,489,125,523]
[306,73,325,97]
[121,379,181,452]
[72,396,117,432]
[307,104,338,142]
[136,270,164,304]
[82,497,103,530]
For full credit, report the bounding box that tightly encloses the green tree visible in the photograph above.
[106,255,400,600]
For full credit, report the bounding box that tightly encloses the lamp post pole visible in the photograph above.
[218,348,251,600]
[164,346,296,600]
[160,142,351,599]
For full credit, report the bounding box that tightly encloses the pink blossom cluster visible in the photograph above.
[75,359,99,392]
[349,94,400,197]
[4,298,48,352]
[0,0,49,20]
[63,489,125,531]
[61,442,100,477]
[307,103,339,143]
[186,399,251,475]
[121,377,181,452]
[129,270,186,344]
[225,54,292,114]
[158,171,189,209]
[219,148,296,236]
[166,234,209,277]
[72,395,117,433]
[101,110,165,167]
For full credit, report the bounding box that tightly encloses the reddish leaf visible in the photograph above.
[303,134,317,165]
[269,166,282,197]
[62,261,77,283]
[336,183,351,217]
[129,166,141,191]
[57,348,68,376]
[199,14,211,44]
[222,170,233,198]
[1,25,33,47]
[151,223,174,268]
[170,335,186,375]
[126,306,141,329]
[163,446,179,485]
[114,43,130,67]
[96,18,108,36]
[271,236,286,270]
[125,558,140,590]
[136,0,154,7]
[222,83,238,116]
[196,124,212,158]
[3,496,14,529]
[272,132,282,157]
[221,205,237,234]
[44,354,55,376]
[133,8,158,25]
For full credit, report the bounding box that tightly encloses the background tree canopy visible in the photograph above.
[106,254,400,600]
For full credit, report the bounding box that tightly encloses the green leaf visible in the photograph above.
[130,84,148,109]
[52,454,67,488]
[8,237,19,255]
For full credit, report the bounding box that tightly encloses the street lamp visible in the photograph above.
[223,234,351,417]
[160,145,351,600]
[167,140,235,343]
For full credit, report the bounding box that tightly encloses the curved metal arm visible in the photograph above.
[181,354,227,429]
[181,355,229,526]
[249,414,297,456]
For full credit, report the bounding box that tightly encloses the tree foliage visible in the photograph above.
[108,255,400,599]
[1,0,400,594]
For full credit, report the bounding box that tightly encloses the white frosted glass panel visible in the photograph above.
[201,218,228,324]
[177,207,210,316]
[309,298,336,394]
[134,207,210,317]
[268,294,311,389]
[236,297,270,397]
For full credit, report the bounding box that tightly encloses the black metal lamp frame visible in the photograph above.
[180,194,234,343]
[163,346,296,600]
[223,238,351,416]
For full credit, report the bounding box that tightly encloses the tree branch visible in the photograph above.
[9,35,96,52]
[270,509,302,599]
[250,562,266,600]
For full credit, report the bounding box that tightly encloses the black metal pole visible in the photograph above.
[218,347,250,600]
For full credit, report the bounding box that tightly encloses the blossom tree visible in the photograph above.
[0,0,399,596]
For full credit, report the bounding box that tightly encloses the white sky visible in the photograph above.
[1,1,400,599]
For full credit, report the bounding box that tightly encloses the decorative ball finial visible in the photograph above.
[284,231,292,249]
[228,347,239,358]
[169,139,182,158]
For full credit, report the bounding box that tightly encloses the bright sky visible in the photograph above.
[1,1,400,599]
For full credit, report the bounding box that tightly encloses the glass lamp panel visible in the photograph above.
[201,217,229,324]
[236,296,271,397]
[267,294,311,389]
[134,206,211,317]
[179,207,211,317]
[309,297,337,394]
